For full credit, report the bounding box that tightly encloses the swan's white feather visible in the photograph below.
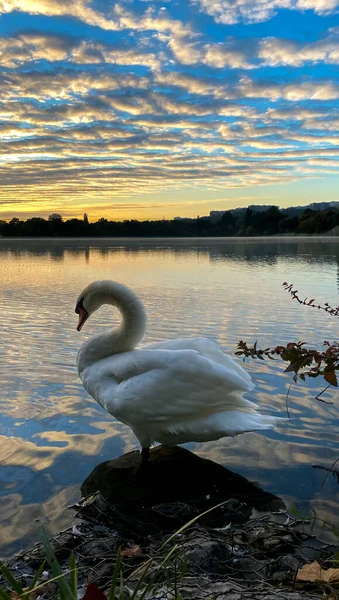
[80,337,282,448]
[76,281,284,449]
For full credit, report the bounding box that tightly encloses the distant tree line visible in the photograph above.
[1,206,339,238]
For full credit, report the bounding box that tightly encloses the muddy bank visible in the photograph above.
[2,447,338,599]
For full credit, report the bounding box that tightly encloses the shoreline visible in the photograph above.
[2,447,338,599]
[0,234,339,241]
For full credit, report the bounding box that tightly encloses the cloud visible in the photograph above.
[265,107,334,120]
[168,35,202,65]
[114,4,193,37]
[203,38,255,69]
[5,0,192,39]
[0,0,119,30]
[236,77,339,101]
[73,43,160,69]
[192,0,339,25]
[258,27,339,66]
[0,70,150,102]
[0,32,161,69]
[0,2,338,217]
[155,71,224,95]
[0,32,76,67]
[243,139,296,148]
[1,28,339,73]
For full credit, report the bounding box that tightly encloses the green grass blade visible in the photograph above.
[0,562,24,595]
[0,586,12,600]
[119,569,124,600]
[108,547,121,600]
[137,544,178,600]
[19,571,78,597]
[160,500,228,550]
[69,553,77,598]
[130,557,155,600]
[28,560,46,592]
[39,527,75,600]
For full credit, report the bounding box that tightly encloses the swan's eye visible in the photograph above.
[75,297,85,314]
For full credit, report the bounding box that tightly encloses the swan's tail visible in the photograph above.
[154,409,286,445]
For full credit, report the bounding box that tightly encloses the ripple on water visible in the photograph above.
[0,237,339,556]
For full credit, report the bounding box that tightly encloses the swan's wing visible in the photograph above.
[81,348,256,428]
[143,337,252,388]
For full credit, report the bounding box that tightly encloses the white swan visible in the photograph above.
[75,280,283,465]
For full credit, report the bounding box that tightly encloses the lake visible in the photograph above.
[0,237,338,556]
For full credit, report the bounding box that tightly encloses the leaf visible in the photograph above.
[284,363,296,373]
[27,561,46,592]
[333,526,339,538]
[0,563,24,595]
[69,553,77,598]
[296,561,339,583]
[83,583,108,600]
[324,370,338,387]
[0,589,12,600]
[121,546,143,558]
[108,548,121,600]
[290,507,298,519]
[39,527,74,600]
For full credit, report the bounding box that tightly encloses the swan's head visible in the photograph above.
[75,279,144,332]
[75,281,108,331]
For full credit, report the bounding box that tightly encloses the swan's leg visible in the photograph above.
[141,447,150,466]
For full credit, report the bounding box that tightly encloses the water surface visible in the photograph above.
[0,237,338,555]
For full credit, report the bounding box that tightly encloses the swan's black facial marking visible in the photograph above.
[75,297,89,331]
[75,297,85,315]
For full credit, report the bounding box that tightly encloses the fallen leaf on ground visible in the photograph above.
[121,545,143,557]
[296,561,339,583]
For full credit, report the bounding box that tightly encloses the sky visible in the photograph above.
[0,0,339,221]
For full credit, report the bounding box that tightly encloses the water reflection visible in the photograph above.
[0,238,338,556]
[2,237,339,267]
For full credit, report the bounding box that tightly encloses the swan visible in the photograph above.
[75,280,283,465]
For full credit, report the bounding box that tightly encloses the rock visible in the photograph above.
[271,553,300,581]
[141,577,322,600]
[177,527,233,574]
[81,446,284,539]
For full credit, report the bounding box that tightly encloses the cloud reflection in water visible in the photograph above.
[0,237,338,555]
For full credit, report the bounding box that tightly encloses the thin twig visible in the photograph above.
[315,384,333,404]
[318,457,339,492]
[285,380,293,419]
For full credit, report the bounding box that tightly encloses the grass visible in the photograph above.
[2,501,339,600]
[0,501,228,600]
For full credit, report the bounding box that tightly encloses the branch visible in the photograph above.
[282,282,339,318]
[235,340,339,387]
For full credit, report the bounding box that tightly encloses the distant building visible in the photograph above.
[210,205,275,224]
[308,202,339,211]
[247,205,275,213]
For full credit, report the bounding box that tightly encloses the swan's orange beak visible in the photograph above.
[77,308,89,331]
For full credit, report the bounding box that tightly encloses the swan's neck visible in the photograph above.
[77,282,147,374]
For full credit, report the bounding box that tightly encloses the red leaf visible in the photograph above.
[324,370,338,387]
[83,583,108,600]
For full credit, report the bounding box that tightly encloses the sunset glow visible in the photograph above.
[0,0,339,220]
